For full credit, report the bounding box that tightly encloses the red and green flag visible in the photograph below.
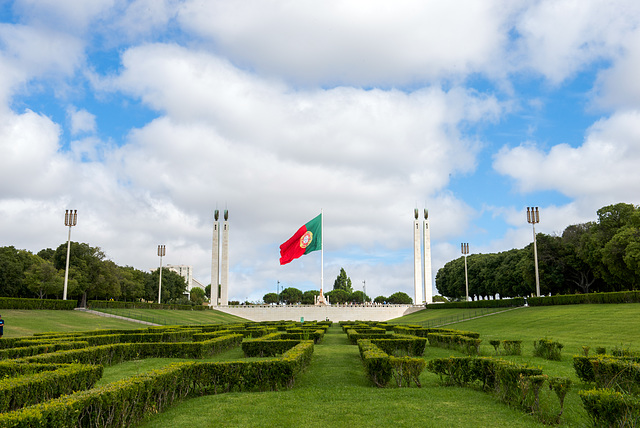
[279,214,322,265]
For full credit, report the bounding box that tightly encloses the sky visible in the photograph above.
[1,0,640,303]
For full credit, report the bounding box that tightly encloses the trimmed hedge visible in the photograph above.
[392,326,480,339]
[0,341,314,427]
[425,298,525,309]
[427,333,482,355]
[427,356,570,417]
[574,355,640,394]
[346,329,388,345]
[579,388,640,427]
[87,300,208,310]
[242,339,302,357]
[369,337,427,357]
[0,364,103,413]
[16,334,243,366]
[0,298,76,310]
[0,341,89,360]
[533,339,564,361]
[528,291,640,306]
[357,339,425,388]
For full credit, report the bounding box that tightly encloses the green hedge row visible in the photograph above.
[0,362,64,378]
[392,326,480,339]
[0,341,315,428]
[357,339,426,388]
[16,334,243,366]
[345,329,388,345]
[87,300,208,310]
[279,330,325,344]
[488,340,522,356]
[532,339,564,361]
[369,337,427,357]
[574,356,640,394]
[0,298,76,310]
[0,341,89,360]
[425,298,525,309]
[0,364,103,413]
[579,388,640,427]
[427,356,571,417]
[242,339,302,357]
[528,291,640,306]
[426,333,482,355]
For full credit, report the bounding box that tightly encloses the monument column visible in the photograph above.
[423,209,433,304]
[413,208,423,305]
[210,210,220,306]
[220,209,229,305]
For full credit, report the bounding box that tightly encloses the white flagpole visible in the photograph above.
[321,209,324,296]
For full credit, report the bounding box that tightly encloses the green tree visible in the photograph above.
[302,290,320,305]
[280,287,302,304]
[24,256,64,299]
[387,291,412,304]
[333,268,352,293]
[190,287,206,305]
[373,295,386,304]
[325,289,349,304]
[145,268,187,303]
[263,292,279,304]
[349,290,369,303]
[0,246,36,297]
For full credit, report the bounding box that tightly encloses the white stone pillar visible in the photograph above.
[413,209,423,305]
[210,210,220,306]
[220,210,229,306]
[423,209,433,304]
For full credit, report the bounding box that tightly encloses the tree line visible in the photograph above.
[0,242,190,305]
[263,267,414,305]
[436,203,640,300]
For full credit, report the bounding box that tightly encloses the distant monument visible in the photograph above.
[413,208,423,304]
[413,208,433,304]
[210,209,229,306]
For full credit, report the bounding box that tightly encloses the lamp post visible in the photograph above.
[362,280,367,304]
[63,210,78,300]
[527,207,541,297]
[461,243,469,301]
[157,245,166,304]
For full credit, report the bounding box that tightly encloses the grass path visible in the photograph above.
[139,327,543,428]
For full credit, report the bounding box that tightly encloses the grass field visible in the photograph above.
[0,308,247,338]
[4,303,639,426]
[90,307,248,326]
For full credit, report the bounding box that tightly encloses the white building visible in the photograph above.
[164,264,206,298]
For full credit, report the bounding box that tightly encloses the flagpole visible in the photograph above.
[321,209,324,297]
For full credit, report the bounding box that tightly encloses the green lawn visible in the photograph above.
[91,308,248,325]
[0,310,145,338]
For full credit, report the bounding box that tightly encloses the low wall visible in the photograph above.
[212,304,425,322]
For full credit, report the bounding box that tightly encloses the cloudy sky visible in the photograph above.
[2,0,640,302]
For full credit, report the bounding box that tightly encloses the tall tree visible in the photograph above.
[333,268,353,293]
[279,287,302,304]
[24,255,64,299]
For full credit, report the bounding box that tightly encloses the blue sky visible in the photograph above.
[2,1,640,303]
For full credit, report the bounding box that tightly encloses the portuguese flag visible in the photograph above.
[279,214,322,265]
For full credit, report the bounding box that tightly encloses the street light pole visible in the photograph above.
[63,209,77,301]
[527,207,541,297]
[461,243,469,301]
[157,245,166,304]
[362,280,366,304]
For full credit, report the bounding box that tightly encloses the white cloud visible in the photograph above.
[67,107,97,135]
[177,0,519,85]
[513,0,640,84]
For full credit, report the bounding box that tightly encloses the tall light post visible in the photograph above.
[63,209,77,301]
[527,207,541,297]
[157,245,166,304]
[461,243,469,301]
[362,280,367,304]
